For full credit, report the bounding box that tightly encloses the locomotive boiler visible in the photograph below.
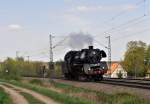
[63,46,108,81]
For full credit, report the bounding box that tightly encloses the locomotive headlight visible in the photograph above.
[88,68,91,70]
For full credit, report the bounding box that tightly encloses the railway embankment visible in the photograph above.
[1,78,150,104]
[52,78,150,101]
[23,78,150,104]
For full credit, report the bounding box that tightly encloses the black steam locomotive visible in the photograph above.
[62,46,108,81]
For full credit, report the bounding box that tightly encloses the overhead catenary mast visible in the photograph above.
[49,34,54,78]
[49,34,53,63]
[106,35,111,70]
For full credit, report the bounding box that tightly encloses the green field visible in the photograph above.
[0,87,13,104]
[20,92,45,104]
[1,79,150,104]
[7,80,97,104]
[48,80,150,104]
[6,79,150,104]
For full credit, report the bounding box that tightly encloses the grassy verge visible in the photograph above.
[29,79,43,85]
[50,80,92,93]
[20,92,45,104]
[48,80,150,104]
[27,79,150,104]
[0,87,13,104]
[6,80,97,104]
[2,79,150,104]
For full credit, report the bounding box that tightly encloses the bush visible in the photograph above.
[29,79,43,85]
[0,58,21,80]
[0,87,12,104]
[117,71,123,79]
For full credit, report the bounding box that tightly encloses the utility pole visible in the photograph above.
[16,51,19,59]
[106,35,111,70]
[27,56,30,62]
[49,34,53,63]
[49,34,54,78]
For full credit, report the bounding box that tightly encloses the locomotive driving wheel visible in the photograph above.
[93,75,103,81]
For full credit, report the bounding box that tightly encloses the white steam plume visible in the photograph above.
[67,32,93,49]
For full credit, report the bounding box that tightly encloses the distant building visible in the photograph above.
[106,62,127,78]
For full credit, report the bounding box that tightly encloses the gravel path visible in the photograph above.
[5,83,59,104]
[0,84,29,104]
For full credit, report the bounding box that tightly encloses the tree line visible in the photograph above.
[122,40,150,77]
[0,40,150,80]
[0,57,63,80]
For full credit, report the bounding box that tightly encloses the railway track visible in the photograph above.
[51,77,150,90]
[99,78,150,90]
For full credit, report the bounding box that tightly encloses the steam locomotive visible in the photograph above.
[62,46,108,81]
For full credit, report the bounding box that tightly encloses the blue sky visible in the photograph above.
[0,0,150,61]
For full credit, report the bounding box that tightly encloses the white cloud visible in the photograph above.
[76,6,102,12]
[8,24,23,31]
[122,4,137,11]
[71,4,137,13]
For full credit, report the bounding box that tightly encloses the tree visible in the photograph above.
[16,57,24,61]
[54,60,63,77]
[145,45,150,67]
[117,71,123,79]
[1,58,21,80]
[122,41,147,77]
[0,57,50,79]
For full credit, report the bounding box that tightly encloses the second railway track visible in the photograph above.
[99,78,150,90]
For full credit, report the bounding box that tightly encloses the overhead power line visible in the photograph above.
[112,27,150,42]
[93,38,108,49]
[99,0,145,27]
[52,36,69,49]
[108,14,150,34]
[94,0,148,38]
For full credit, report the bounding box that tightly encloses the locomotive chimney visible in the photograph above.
[89,46,93,50]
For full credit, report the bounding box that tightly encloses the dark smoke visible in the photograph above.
[68,32,93,49]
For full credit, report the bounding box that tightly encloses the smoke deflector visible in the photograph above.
[100,50,107,58]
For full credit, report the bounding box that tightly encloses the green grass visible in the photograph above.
[50,80,91,93]
[29,79,43,85]
[96,92,149,104]
[2,79,150,104]
[20,92,45,104]
[49,80,150,104]
[0,87,13,104]
[7,80,97,104]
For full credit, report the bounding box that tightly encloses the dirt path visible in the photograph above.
[0,84,29,104]
[4,83,59,104]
